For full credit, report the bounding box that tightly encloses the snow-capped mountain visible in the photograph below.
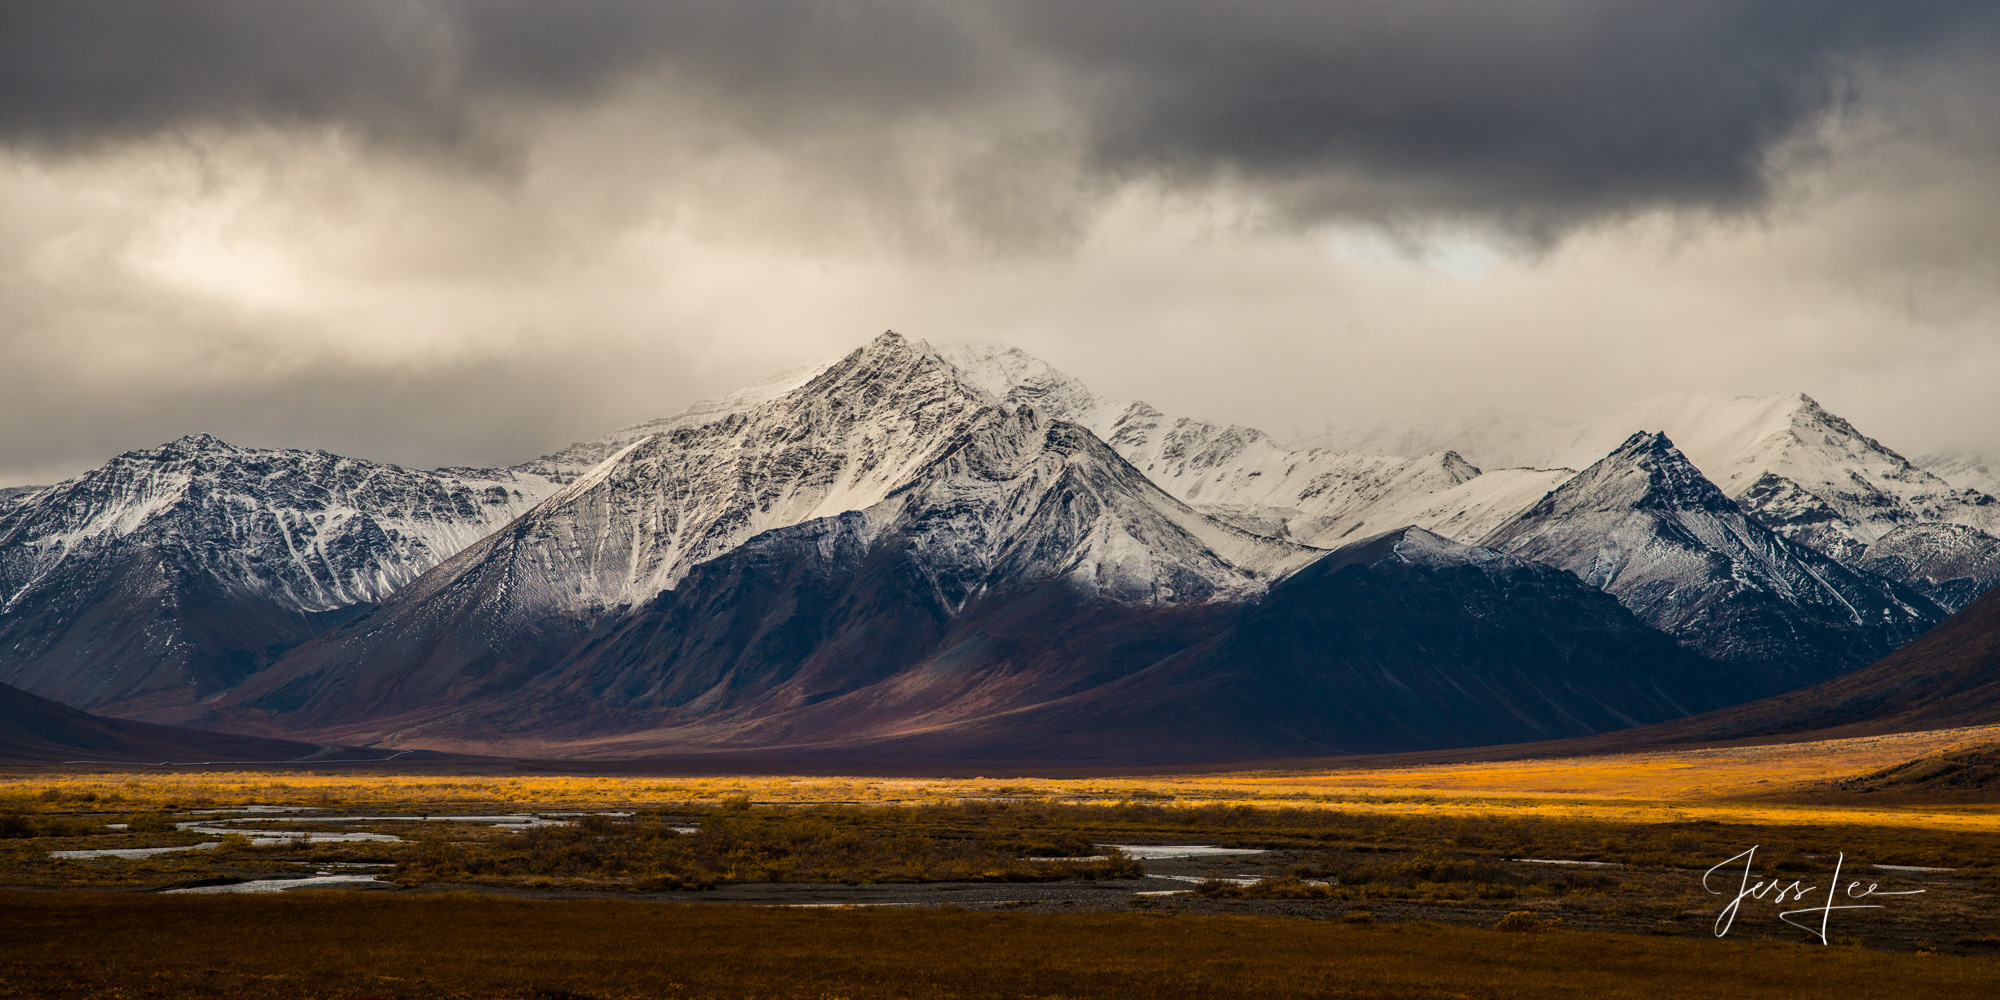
[208,333,1320,740]
[1481,432,1941,686]
[0,435,558,715]
[935,343,1126,432]
[1553,394,1997,565]
[939,346,1571,548]
[6,331,1993,761]
[1298,392,2000,611]
[1571,395,2000,610]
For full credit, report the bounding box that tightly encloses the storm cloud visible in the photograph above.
[2,2,1999,485]
[6,1,1994,233]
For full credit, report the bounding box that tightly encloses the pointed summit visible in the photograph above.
[1530,393,2000,607]
[1482,433,1941,686]
[1560,432,1739,514]
[153,432,235,456]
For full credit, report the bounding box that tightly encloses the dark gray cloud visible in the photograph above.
[4,1,2000,486]
[3,1,1993,233]
[0,2,1006,167]
[1014,1,1994,231]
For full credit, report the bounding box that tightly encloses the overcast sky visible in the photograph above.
[4,1,1998,485]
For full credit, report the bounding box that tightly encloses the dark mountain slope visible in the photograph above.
[612,528,1748,763]
[0,548,371,719]
[0,680,327,763]
[1619,578,2000,743]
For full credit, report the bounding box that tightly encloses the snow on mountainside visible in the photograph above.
[935,343,1126,434]
[1547,394,1999,561]
[516,359,840,482]
[0,435,555,615]
[1920,450,2000,499]
[939,347,1570,548]
[394,334,1319,619]
[212,335,1320,739]
[1481,432,1941,685]
[1856,523,2000,614]
[1294,392,2000,610]
[500,334,1104,612]
[0,435,559,713]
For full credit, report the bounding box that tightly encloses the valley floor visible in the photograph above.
[5,726,2000,995]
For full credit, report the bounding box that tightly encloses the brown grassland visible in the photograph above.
[5,726,2000,996]
[4,891,2000,1000]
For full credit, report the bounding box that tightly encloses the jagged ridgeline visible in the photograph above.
[3,331,1997,762]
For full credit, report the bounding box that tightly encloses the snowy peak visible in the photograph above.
[868,409,1322,606]
[1550,392,1998,547]
[1322,390,2000,609]
[1561,432,1740,516]
[1481,431,1942,678]
[477,331,1011,612]
[409,329,1327,627]
[160,432,233,453]
[513,339,1562,569]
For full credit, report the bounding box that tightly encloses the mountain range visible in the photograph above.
[3,331,1996,762]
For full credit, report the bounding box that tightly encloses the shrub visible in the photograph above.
[0,812,111,839]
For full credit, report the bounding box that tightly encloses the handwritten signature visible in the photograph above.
[1704,846,1924,945]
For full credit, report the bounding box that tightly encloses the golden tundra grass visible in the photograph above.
[3,891,1997,1000]
[6,725,1999,831]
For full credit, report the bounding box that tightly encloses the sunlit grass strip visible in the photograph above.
[6,779,2000,835]
[6,726,2000,835]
